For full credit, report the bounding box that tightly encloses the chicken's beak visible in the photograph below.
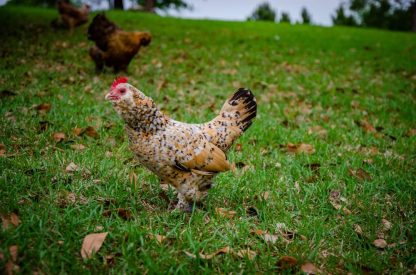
[105,90,118,101]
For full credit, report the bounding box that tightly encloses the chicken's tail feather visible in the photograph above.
[221,88,257,132]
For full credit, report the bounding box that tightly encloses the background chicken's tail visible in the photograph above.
[203,88,257,151]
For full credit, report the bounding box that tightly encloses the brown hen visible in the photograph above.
[55,0,90,30]
[88,14,151,73]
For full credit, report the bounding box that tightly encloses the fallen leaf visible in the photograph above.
[0,144,6,157]
[329,200,351,215]
[354,224,363,235]
[263,233,278,244]
[373,239,387,249]
[65,162,78,173]
[73,127,84,136]
[261,191,270,200]
[81,232,108,259]
[35,103,51,114]
[9,245,18,262]
[1,213,21,229]
[307,126,327,138]
[381,219,392,231]
[185,246,230,260]
[301,262,319,274]
[70,144,86,151]
[236,249,256,260]
[85,126,99,138]
[357,119,376,133]
[66,192,76,203]
[235,143,243,152]
[348,168,371,181]
[406,128,416,137]
[215,208,237,219]
[52,132,66,143]
[5,261,20,275]
[149,234,167,244]
[287,143,315,154]
[277,256,298,270]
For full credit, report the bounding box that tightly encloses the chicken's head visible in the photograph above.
[105,77,146,108]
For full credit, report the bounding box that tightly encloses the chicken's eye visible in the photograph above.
[119,88,126,94]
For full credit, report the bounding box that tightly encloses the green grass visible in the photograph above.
[1,5,415,274]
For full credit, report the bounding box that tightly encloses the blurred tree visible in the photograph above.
[247,2,276,22]
[333,0,416,31]
[332,4,358,26]
[280,12,291,23]
[137,0,189,12]
[300,7,312,24]
[114,0,123,9]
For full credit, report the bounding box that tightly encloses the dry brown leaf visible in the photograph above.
[149,234,167,244]
[381,219,392,231]
[73,127,84,136]
[301,262,319,274]
[36,103,51,114]
[70,144,86,151]
[236,249,256,260]
[5,260,20,275]
[85,126,99,138]
[307,125,327,138]
[329,200,351,215]
[263,233,278,244]
[2,213,21,229]
[348,168,371,181]
[354,224,363,235]
[52,132,66,143]
[215,208,237,219]
[0,144,6,157]
[262,191,270,200]
[65,162,78,173]
[235,143,243,152]
[67,193,76,203]
[406,128,416,137]
[357,119,376,133]
[185,246,230,260]
[373,239,387,249]
[277,256,298,270]
[81,232,108,259]
[9,245,18,262]
[287,143,315,154]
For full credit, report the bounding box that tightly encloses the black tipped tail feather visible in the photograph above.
[226,88,257,132]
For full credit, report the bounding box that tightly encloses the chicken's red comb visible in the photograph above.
[111,76,128,89]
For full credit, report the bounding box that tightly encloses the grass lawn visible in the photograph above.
[0,5,415,274]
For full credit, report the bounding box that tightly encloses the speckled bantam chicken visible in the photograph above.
[106,77,257,211]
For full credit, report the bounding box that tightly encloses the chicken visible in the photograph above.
[87,14,152,73]
[54,0,90,30]
[105,77,257,211]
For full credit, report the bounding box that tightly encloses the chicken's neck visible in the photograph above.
[123,101,169,133]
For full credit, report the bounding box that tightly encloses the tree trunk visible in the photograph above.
[114,0,124,9]
[144,0,155,12]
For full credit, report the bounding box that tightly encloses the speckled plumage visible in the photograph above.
[105,79,257,211]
